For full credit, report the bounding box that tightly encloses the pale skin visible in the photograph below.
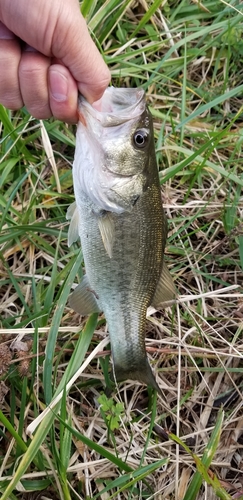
[0,0,111,123]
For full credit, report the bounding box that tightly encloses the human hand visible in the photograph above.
[0,0,110,122]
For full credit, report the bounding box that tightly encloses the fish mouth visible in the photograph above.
[79,87,146,127]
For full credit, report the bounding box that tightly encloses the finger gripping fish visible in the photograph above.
[67,87,175,393]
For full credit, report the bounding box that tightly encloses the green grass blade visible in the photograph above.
[176,92,243,132]
[93,458,168,499]
[56,415,134,473]
[239,235,243,272]
[81,0,98,19]
[131,0,166,38]
[0,410,27,454]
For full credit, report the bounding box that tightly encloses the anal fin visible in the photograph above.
[69,275,101,315]
[151,261,176,308]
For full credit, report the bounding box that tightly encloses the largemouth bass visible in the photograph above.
[67,87,175,393]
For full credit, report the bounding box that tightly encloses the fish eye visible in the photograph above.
[133,129,149,148]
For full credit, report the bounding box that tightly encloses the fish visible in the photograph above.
[67,87,175,394]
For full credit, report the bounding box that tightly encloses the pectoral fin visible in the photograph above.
[152,262,176,308]
[98,212,115,258]
[66,202,80,247]
[69,275,101,315]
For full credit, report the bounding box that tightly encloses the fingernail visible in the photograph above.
[49,70,68,102]
[0,21,15,39]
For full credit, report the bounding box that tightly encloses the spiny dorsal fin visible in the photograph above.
[69,275,101,315]
[66,202,80,247]
[98,212,115,258]
[151,261,176,308]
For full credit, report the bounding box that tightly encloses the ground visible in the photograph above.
[0,1,243,499]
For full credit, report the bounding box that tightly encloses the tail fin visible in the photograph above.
[113,357,162,396]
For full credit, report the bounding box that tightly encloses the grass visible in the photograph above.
[0,0,243,499]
